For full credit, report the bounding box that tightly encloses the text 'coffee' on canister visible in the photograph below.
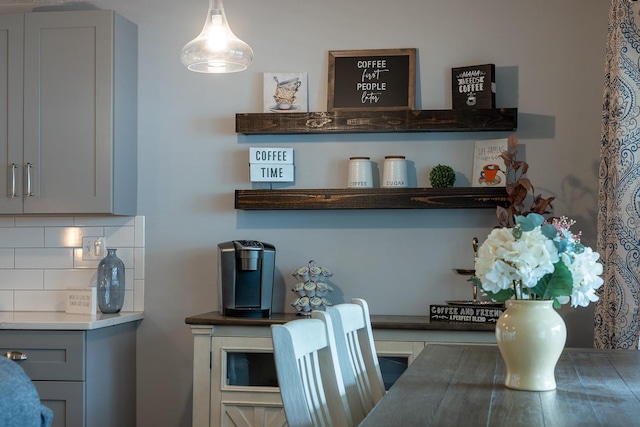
[382,156,408,188]
[347,157,373,188]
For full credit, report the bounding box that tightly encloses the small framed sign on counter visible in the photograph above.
[66,287,97,315]
[327,48,416,111]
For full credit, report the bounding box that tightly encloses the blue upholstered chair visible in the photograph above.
[0,357,53,427]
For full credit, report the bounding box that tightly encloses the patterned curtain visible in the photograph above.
[594,0,640,349]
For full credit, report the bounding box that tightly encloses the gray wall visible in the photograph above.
[2,0,609,425]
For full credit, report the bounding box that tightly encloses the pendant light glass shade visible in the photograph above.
[180,0,253,73]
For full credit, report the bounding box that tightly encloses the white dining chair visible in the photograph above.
[271,316,353,427]
[313,298,385,423]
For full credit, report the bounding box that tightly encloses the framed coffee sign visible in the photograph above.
[327,48,416,111]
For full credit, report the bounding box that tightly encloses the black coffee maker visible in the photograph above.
[218,240,276,317]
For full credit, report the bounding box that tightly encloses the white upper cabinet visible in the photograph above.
[0,10,137,215]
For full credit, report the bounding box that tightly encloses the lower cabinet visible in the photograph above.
[209,335,285,427]
[35,381,84,427]
[0,322,137,427]
[189,318,496,427]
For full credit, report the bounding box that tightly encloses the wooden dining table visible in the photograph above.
[358,344,640,426]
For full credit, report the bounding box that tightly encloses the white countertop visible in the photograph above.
[0,311,144,330]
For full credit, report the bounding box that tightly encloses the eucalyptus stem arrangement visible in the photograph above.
[497,134,555,227]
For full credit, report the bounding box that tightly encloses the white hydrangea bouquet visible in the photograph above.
[474,212,604,308]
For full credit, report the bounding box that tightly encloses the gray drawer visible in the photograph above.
[0,330,85,381]
[34,381,85,427]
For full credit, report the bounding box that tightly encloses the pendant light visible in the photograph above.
[180,0,253,73]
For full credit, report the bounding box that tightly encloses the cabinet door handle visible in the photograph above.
[9,163,17,198]
[26,163,33,197]
[4,351,27,361]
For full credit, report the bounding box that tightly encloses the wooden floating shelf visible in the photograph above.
[235,187,508,210]
[235,108,517,135]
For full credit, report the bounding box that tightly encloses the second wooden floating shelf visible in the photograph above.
[236,108,517,134]
[235,187,508,210]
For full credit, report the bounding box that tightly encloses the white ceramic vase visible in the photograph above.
[495,299,567,391]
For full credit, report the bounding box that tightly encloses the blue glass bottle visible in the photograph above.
[97,248,125,313]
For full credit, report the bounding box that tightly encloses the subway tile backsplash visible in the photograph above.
[0,215,145,312]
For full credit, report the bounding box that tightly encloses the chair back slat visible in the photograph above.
[299,353,328,426]
[345,329,375,408]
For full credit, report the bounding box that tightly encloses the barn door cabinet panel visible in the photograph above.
[0,322,137,427]
[0,10,137,215]
[186,312,496,427]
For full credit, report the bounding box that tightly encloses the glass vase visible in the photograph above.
[97,248,125,313]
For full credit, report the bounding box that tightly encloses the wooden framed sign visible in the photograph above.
[327,48,416,111]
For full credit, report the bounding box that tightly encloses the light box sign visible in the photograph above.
[249,147,294,182]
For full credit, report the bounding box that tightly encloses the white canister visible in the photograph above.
[347,157,373,188]
[382,155,408,188]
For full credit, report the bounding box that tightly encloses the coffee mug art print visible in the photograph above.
[263,73,308,113]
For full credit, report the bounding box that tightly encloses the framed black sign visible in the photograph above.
[327,48,416,111]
